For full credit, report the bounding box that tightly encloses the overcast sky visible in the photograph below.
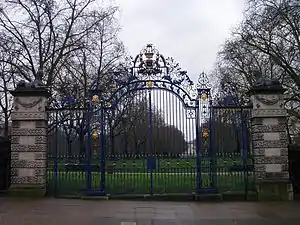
[114,0,246,82]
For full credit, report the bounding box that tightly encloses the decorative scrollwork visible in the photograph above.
[131,44,196,95]
[106,80,198,108]
[15,97,42,108]
[196,72,211,124]
[196,72,210,90]
[186,109,196,119]
[255,94,280,105]
[92,45,214,109]
[133,44,165,78]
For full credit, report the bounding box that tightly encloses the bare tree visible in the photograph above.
[0,36,20,137]
[215,0,300,141]
[239,0,300,111]
[46,6,129,157]
[0,0,118,86]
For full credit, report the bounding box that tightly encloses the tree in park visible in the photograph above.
[153,125,188,156]
[0,0,118,86]
[107,97,188,155]
[214,0,300,142]
[0,37,19,138]
[48,12,128,157]
[199,120,242,154]
[0,0,123,141]
[100,56,190,156]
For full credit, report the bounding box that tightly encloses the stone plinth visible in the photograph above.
[250,80,293,200]
[9,86,50,197]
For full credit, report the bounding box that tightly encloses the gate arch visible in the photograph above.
[104,79,197,110]
[87,44,215,196]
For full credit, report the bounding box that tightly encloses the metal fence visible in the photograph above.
[46,105,255,197]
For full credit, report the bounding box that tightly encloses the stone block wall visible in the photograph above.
[251,88,293,200]
[9,88,49,196]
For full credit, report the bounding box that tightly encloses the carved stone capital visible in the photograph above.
[13,96,48,113]
[10,152,47,160]
[254,156,288,164]
[10,175,46,185]
[253,140,287,149]
[10,168,46,177]
[11,144,47,152]
[264,172,290,180]
[254,164,266,173]
[11,136,47,145]
[255,94,281,105]
[252,124,286,133]
[253,148,288,156]
[252,109,287,118]
[15,97,43,109]
[11,128,47,136]
[11,159,46,168]
[11,112,47,121]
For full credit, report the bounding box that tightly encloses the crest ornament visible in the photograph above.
[15,97,43,108]
[99,44,204,108]
[255,94,280,105]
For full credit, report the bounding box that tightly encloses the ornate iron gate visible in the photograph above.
[47,44,254,197]
[87,44,209,196]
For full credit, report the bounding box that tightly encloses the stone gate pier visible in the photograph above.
[9,83,50,196]
[250,80,293,200]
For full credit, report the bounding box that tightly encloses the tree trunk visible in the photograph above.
[4,110,9,138]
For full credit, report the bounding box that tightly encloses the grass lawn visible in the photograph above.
[47,155,254,196]
[48,155,253,173]
[47,170,254,196]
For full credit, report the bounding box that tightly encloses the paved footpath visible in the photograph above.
[0,198,300,225]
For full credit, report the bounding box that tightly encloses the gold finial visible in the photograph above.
[92,95,99,103]
[200,93,207,101]
[92,131,98,140]
[146,81,153,88]
[202,129,209,138]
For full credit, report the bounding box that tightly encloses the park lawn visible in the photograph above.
[48,155,253,173]
[47,170,254,196]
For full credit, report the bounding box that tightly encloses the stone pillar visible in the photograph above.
[9,85,50,197]
[250,80,293,200]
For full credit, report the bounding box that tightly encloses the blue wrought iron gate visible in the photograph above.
[88,81,205,195]
[47,44,254,197]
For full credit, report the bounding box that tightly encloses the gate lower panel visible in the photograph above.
[47,99,255,197]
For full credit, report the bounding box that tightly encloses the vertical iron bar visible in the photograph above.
[241,108,248,200]
[100,101,106,194]
[54,111,58,196]
[86,103,92,192]
[209,102,217,190]
[148,89,154,196]
[195,101,202,193]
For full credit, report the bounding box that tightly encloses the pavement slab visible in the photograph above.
[0,198,300,225]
